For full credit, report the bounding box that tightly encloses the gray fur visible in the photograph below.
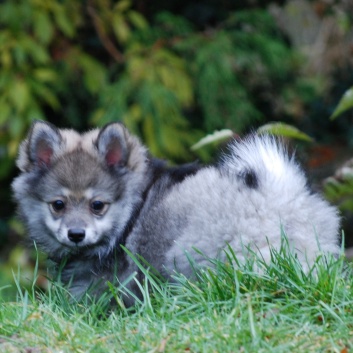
[12,121,341,304]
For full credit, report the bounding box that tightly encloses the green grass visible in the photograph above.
[0,242,352,353]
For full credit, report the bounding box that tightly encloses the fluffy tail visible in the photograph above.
[221,134,340,259]
[221,134,306,196]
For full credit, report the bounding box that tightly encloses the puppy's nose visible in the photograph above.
[68,228,85,243]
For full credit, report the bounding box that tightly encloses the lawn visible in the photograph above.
[0,244,352,353]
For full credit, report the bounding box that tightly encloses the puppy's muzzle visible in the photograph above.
[68,228,85,243]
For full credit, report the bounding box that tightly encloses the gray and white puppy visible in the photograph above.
[12,121,340,303]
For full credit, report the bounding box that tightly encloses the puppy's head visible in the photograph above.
[12,121,148,259]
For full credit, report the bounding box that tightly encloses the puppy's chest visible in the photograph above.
[59,257,117,289]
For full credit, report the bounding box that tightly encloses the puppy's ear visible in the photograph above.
[18,120,62,171]
[96,123,128,167]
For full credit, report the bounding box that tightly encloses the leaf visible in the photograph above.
[30,79,59,109]
[154,52,193,106]
[33,11,54,44]
[114,0,131,12]
[112,14,130,43]
[0,99,11,124]
[33,68,58,83]
[8,80,30,112]
[191,129,233,151]
[257,122,313,142]
[54,6,75,38]
[32,84,60,109]
[1,48,12,68]
[78,54,107,93]
[21,36,50,64]
[330,86,353,120]
[128,11,148,30]
[8,114,25,138]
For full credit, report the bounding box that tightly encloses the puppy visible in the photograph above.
[12,121,340,303]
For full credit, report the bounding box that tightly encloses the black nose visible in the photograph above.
[68,228,85,243]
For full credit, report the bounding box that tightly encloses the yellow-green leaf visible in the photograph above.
[115,0,131,12]
[112,15,130,43]
[0,99,11,124]
[33,68,58,82]
[128,11,148,29]
[330,87,353,120]
[1,49,12,68]
[257,122,313,142]
[33,11,54,44]
[9,80,30,112]
[191,129,233,151]
[54,7,75,38]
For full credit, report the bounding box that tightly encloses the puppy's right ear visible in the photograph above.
[96,123,128,168]
[17,120,62,171]
[96,122,147,173]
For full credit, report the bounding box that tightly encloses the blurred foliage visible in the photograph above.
[325,175,353,213]
[1,0,353,291]
[324,86,353,247]
[324,162,353,248]
[0,0,321,166]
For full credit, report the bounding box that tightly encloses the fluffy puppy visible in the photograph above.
[12,121,341,303]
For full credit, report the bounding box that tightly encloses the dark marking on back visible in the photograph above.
[119,158,201,246]
[167,162,201,183]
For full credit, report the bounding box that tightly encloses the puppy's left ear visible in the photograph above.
[96,123,128,167]
[16,120,62,172]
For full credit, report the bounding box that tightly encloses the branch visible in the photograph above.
[87,1,125,64]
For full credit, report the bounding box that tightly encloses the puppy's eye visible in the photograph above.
[50,200,65,212]
[90,201,108,215]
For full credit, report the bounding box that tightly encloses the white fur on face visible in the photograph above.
[44,194,111,248]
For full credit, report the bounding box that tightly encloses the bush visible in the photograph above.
[0,0,328,273]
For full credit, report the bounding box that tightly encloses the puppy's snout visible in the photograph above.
[68,228,85,243]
